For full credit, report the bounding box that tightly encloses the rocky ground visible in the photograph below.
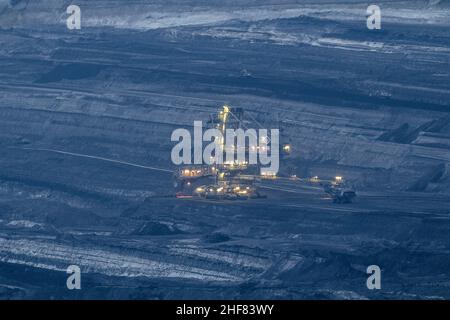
[0,0,449,299]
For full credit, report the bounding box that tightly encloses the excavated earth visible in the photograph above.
[0,0,449,299]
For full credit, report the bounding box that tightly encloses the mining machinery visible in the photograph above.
[174,105,356,203]
[323,176,357,203]
[175,105,290,200]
